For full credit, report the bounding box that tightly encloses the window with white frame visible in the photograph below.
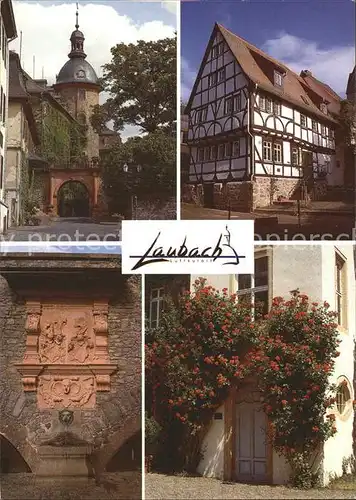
[224,142,232,158]
[232,140,240,157]
[208,72,217,87]
[274,71,283,87]
[218,144,225,160]
[336,381,351,415]
[273,143,282,162]
[263,140,272,161]
[312,120,318,132]
[291,146,302,166]
[237,256,269,315]
[225,96,233,114]
[234,92,242,112]
[265,98,272,113]
[196,106,208,123]
[259,95,265,111]
[211,45,217,59]
[300,114,307,127]
[273,101,281,115]
[149,288,165,329]
[211,145,217,160]
[217,42,224,56]
[197,148,204,162]
[321,125,326,137]
[335,253,347,328]
[204,147,210,161]
[217,68,225,83]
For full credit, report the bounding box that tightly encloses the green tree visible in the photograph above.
[91,37,176,134]
[102,131,175,216]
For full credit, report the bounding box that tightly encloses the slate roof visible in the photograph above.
[8,52,39,145]
[9,51,28,99]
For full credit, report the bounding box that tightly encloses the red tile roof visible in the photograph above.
[214,24,338,124]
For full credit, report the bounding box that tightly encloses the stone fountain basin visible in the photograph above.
[37,433,93,477]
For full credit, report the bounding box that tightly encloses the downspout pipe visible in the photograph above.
[247,83,257,179]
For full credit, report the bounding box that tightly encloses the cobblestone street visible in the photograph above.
[2,218,121,242]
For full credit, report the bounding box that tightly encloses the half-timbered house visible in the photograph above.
[183,23,350,212]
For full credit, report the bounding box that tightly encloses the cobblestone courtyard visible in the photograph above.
[145,473,356,499]
[1,472,141,499]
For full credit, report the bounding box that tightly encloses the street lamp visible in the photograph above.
[122,162,142,219]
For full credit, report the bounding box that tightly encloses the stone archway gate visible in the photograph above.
[0,255,141,477]
[48,164,101,217]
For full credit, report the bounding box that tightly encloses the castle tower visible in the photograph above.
[53,6,100,161]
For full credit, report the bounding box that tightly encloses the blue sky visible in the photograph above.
[181,0,355,101]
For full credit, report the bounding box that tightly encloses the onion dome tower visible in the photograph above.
[53,5,100,161]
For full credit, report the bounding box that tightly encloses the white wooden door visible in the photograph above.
[235,402,268,483]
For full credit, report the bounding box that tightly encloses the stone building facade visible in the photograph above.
[0,255,141,485]
[0,0,17,232]
[5,51,39,226]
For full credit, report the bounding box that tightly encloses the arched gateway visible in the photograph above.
[48,166,100,217]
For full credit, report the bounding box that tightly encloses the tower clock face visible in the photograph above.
[76,69,86,79]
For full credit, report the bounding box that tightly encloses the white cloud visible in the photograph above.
[10,1,176,139]
[263,33,354,97]
[161,1,178,16]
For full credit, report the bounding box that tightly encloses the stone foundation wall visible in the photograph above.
[183,177,310,211]
[0,260,141,474]
[253,177,301,208]
[312,179,328,201]
[216,182,253,212]
[181,184,203,206]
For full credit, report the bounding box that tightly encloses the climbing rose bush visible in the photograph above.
[146,280,341,482]
[254,293,340,459]
[146,278,257,429]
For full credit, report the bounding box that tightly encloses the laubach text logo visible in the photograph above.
[122,220,254,275]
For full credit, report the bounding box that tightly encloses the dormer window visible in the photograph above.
[320,102,328,114]
[274,71,283,87]
[211,42,223,59]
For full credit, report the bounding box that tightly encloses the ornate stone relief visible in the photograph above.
[15,301,117,409]
[38,375,95,409]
